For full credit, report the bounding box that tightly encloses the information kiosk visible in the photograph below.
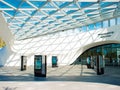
[52,56,58,67]
[21,56,27,71]
[96,55,104,75]
[34,55,47,77]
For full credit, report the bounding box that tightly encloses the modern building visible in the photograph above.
[0,0,120,75]
[0,0,120,89]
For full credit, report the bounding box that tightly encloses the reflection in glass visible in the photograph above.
[110,18,115,26]
[95,22,102,29]
[103,20,108,28]
[79,43,120,66]
[35,57,42,69]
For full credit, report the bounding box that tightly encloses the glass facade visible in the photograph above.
[77,16,120,33]
[110,18,116,26]
[80,43,120,66]
[103,20,109,28]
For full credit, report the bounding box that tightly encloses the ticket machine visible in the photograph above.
[34,55,47,77]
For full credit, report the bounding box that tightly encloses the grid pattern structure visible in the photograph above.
[10,27,111,65]
[0,0,120,40]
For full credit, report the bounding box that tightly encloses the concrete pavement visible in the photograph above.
[0,65,120,90]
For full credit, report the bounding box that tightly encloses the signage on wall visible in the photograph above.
[98,31,114,38]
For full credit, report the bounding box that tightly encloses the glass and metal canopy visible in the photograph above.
[0,0,120,40]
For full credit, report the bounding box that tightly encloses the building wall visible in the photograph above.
[0,13,120,66]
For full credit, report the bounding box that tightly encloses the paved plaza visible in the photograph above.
[0,65,120,90]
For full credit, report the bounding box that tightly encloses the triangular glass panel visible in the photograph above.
[79,2,95,8]
[34,11,44,16]
[66,3,78,8]
[67,10,78,14]
[20,1,33,8]
[23,10,35,15]
[72,15,80,19]
[5,10,16,16]
[30,1,47,8]
[100,2,117,8]
[15,11,27,17]
[0,1,11,8]
[4,0,22,8]
[42,2,55,8]
[85,9,97,13]
[59,2,72,8]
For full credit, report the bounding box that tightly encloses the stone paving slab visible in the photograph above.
[0,65,120,90]
[0,82,119,90]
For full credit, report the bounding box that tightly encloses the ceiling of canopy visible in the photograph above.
[0,0,120,40]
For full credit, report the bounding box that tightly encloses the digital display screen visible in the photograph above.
[52,56,57,64]
[35,57,42,69]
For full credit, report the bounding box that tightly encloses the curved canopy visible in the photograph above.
[0,0,120,40]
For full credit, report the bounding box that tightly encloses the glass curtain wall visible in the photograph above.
[79,43,120,66]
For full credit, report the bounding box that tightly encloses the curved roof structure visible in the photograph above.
[0,0,120,40]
